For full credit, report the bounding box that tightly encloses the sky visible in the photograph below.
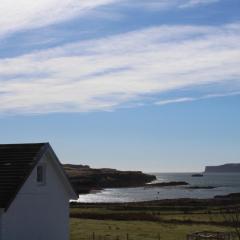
[0,0,240,172]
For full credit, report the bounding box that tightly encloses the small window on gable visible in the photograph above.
[37,165,45,185]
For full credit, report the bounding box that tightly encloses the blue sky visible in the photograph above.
[0,0,239,172]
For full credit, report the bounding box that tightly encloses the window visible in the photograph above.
[37,165,45,184]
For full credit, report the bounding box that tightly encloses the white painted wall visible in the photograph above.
[1,150,71,240]
[0,209,3,240]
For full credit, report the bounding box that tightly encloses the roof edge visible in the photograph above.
[4,143,49,212]
[46,144,78,200]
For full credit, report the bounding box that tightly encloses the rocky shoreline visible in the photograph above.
[64,164,197,194]
[64,164,156,194]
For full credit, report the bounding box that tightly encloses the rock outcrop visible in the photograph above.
[145,181,188,188]
[205,163,240,173]
[64,164,156,194]
[214,192,240,199]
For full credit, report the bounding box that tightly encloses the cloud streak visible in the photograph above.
[0,0,116,38]
[155,91,240,106]
[122,0,220,10]
[0,22,239,114]
[0,0,222,39]
[180,0,220,8]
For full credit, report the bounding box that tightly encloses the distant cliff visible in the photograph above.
[205,163,240,173]
[64,164,156,194]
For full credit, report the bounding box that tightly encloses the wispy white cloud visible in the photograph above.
[155,91,240,106]
[0,0,116,38]
[0,0,222,39]
[180,0,220,8]
[155,97,196,105]
[0,22,239,114]
[123,0,220,10]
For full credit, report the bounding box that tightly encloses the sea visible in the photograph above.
[77,172,240,203]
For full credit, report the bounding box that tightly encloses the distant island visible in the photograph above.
[205,163,240,173]
[64,164,156,194]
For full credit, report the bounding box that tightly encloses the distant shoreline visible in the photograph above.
[73,192,240,206]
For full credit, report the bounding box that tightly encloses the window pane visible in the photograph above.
[37,166,43,183]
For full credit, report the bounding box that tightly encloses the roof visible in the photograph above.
[0,143,77,211]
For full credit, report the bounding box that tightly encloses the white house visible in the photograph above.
[0,143,78,240]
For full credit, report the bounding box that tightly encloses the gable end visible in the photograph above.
[0,143,50,211]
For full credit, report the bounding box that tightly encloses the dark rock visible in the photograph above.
[187,186,216,189]
[192,174,203,177]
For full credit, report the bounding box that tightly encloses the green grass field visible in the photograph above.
[70,219,230,240]
[70,201,238,240]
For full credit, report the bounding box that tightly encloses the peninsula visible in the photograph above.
[205,163,240,173]
[64,164,156,194]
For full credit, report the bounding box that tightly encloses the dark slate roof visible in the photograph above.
[0,143,48,210]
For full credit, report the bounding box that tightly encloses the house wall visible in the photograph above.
[0,208,3,240]
[1,151,70,240]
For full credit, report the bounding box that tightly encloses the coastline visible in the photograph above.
[75,191,240,205]
[72,172,240,203]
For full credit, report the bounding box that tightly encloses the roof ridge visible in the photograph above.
[0,142,48,146]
